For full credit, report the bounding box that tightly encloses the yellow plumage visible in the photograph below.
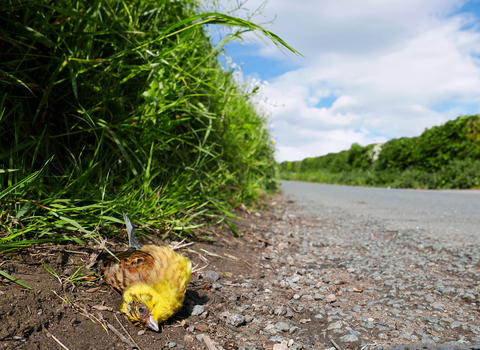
[104,214,192,331]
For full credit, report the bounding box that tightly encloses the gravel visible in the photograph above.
[184,185,480,350]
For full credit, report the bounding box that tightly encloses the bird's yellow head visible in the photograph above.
[120,283,160,331]
[120,280,186,332]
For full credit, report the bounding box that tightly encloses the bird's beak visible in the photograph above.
[145,315,159,332]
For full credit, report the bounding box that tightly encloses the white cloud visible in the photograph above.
[220,0,480,161]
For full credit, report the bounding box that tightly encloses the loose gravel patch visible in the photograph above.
[184,195,480,349]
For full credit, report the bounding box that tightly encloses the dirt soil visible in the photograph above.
[1,194,479,350]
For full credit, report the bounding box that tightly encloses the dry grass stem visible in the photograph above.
[44,330,70,350]
[51,291,108,333]
[114,312,142,350]
[329,335,343,350]
[107,323,136,349]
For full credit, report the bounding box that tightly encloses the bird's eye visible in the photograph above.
[137,305,147,316]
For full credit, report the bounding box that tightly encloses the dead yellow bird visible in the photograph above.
[104,213,192,331]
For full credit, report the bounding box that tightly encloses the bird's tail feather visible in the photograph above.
[123,213,142,249]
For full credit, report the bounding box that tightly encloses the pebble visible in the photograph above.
[275,322,290,332]
[203,270,220,282]
[327,321,343,330]
[340,334,358,342]
[212,283,223,290]
[325,294,337,303]
[189,305,205,316]
[227,313,246,327]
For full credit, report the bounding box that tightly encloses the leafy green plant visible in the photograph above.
[0,0,299,251]
[42,260,100,285]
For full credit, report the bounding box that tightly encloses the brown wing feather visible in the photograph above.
[103,250,155,293]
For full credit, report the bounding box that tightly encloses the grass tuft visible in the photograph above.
[0,0,299,252]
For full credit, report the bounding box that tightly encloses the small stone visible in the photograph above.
[347,268,356,273]
[227,313,245,327]
[168,342,177,348]
[189,305,205,316]
[203,270,220,282]
[184,334,194,342]
[352,287,363,293]
[299,319,311,324]
[314,314,324,319]
[196,334,205,342]
[263,305,274,315]
[352,306,362,312]
[241,282,253,287]
[245,315,254,323]
[228,295,238,301]
[399,332,411,339]
[301,295,313,301]
[290,344,303,350]
[137,330,146,335]
[293,294,301,300]
[270,336,284,342]
[325,294,337,303]
[265,324,277,334]
[289,326,299,334]
[272,343,288,350]
[327,321,343,330]
[422,337,436,345]
[275,322,290,332]
[450,321,464,329]
[431,302,445,309]
[212,283,223,290]
[314,293,324,300]
[340,334,358,342]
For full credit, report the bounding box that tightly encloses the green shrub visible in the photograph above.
[0,0,299,250]
[278,115,480,189]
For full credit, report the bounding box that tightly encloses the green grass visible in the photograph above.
[0,0,300,254]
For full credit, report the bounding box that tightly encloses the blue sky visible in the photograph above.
[214,0,480,162]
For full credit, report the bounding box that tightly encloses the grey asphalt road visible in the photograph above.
[280,180,480,245]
